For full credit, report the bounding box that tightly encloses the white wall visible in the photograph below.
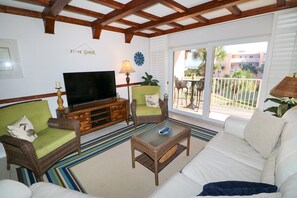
[0,13,150,115]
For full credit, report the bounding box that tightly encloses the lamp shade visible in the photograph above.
[119,60,135,74]
[270,75,297,98]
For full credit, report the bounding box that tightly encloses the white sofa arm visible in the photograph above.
[224,116,249,139]
[30,182,100,198]
[0,179,32,198]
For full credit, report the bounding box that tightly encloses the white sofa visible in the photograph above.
[150,106,297,198]
[0,179,100,198]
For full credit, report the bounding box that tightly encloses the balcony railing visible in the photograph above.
[174,77,262,112]
[211,77,262,110]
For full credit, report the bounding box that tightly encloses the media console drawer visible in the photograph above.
[56,98,129,135]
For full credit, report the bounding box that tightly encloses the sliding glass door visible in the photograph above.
[170,41,268,122]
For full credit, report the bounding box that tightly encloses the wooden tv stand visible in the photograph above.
[56,98,129,136]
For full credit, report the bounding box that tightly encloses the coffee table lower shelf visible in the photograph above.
[135,143,186,173]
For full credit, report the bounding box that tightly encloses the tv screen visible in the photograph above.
[63,71,116,107]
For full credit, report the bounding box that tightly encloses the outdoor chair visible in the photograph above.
[174,79,188,107]
[131,86,168,128]
[0,100,81,181]
[196,79,204,110]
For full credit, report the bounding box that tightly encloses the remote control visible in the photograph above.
[159,127,170,134]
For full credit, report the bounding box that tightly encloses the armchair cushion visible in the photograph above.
[7,116,37,142]
[32,128,76,159]
[135,104,162,116]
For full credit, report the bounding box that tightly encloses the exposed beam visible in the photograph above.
[88,0,125,10]
[135,10,160,21]
[43,16,55,33]
[0,4,150,38]
[128,0,251,33]
[159,0,188,13]
[125,32,134,43]
[14,0,49,7]
[64,5,104,18]
[227,5,242,15]
[149,3,297,37]
[117,19,139,27]
[42,0,72,34]
[192,15,209,23]
[277,0,286,7]
[92,27,102,39]
[136,10,184,29]
[0,4,42,18]
[43,0,71,17]
[168,22,184,28]
[92,0,159,27]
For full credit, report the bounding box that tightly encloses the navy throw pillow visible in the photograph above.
[198,181,277,196]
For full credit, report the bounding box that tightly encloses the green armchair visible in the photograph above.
[131,86,168,128]
[0,100,80,181]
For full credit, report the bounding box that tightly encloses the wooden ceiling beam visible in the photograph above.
[14,0,49,7]
[192,15,209,23]
[43,0,71,17]
[88,0,125,10]
[135,10,160,21]
[149,3,297,37]
[128,0,251,33]
[227,5,242,15]
[64,5,104,18]
[168,22,183,28]
[92,0,160,27]
[42,0,72,34]
[117,19,139,27]
[159,0,188,13]
[277,0,286,7]
[0,4,42,18]
[125,32,134,43]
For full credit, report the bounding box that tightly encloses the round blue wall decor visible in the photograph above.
[134,52,144,66]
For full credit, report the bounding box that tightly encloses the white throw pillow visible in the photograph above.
[0,179,32,198]
[244,109,285,159]
[145,94,159,107]
[7,116,37,142]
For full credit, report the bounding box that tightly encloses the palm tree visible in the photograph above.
[192,46,227,77]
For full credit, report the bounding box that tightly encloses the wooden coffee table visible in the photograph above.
[130,120,191,186]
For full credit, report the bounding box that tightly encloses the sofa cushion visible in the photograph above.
[244,109,285,159]
[279,173,297,198]
[135,104,162,116]
[32,128,76,158]
[7,115,38,142]
[198,181,277,196]
[182,147,262,185]
[30,182,99,198]
[0,179,32,198]
[196,192,282,198]
[275,106,297,187]
[207,132,265,170]
[149,173,202,198]
[261,148,278,185]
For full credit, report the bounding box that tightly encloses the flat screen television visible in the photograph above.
[63,71,116,107]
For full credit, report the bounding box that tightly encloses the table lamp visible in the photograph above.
[270,74,297,98]
[119,60,135,104]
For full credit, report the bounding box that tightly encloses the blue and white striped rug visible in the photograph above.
[17,118,218,192]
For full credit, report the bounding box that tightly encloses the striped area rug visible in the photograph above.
[17,118,218,192]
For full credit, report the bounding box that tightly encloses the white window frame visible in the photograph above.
[0,39,23,79]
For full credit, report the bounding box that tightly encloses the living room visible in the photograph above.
[0,0,297,198]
